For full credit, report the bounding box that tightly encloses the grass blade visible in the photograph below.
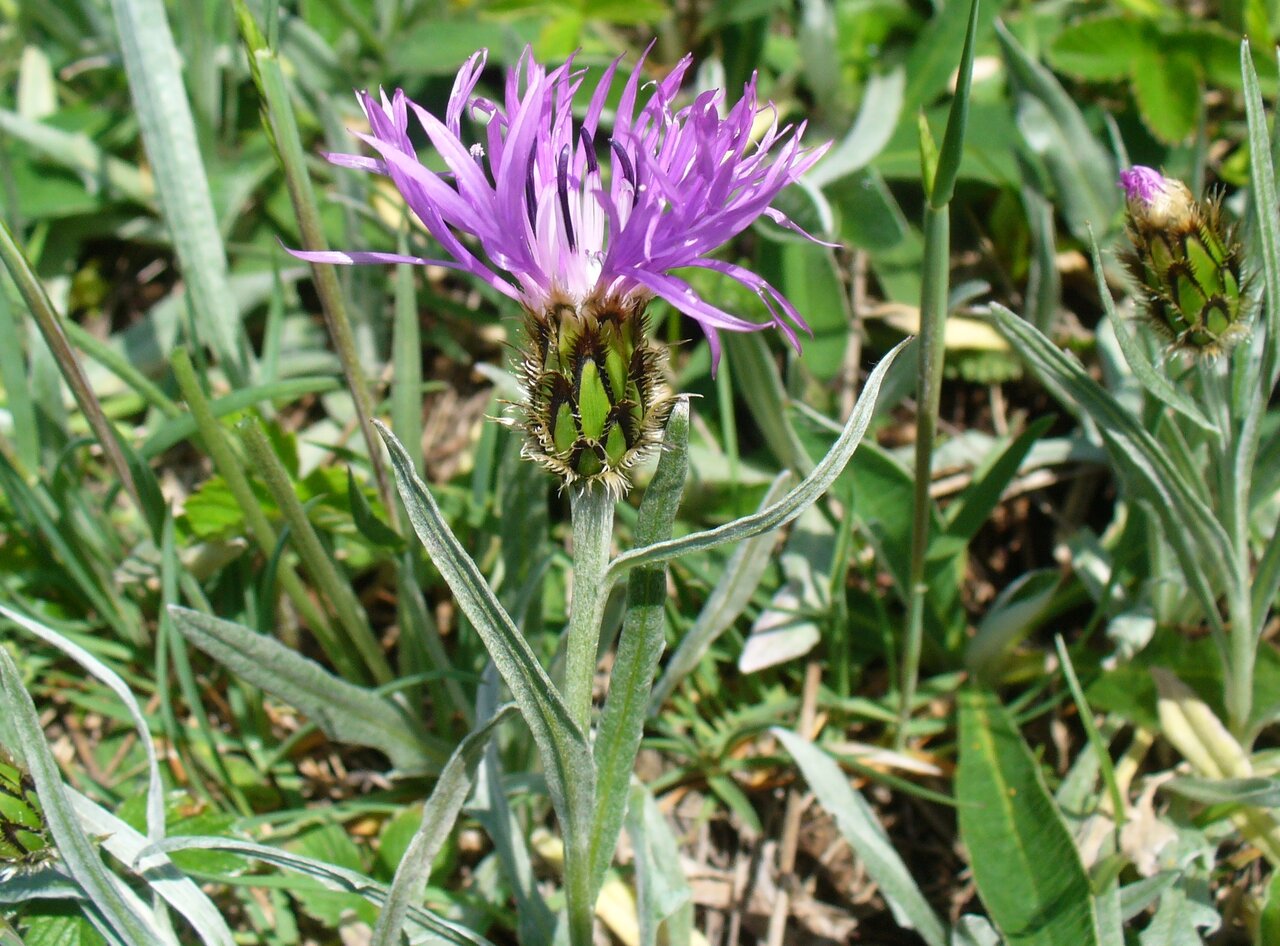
[109,0,250,384]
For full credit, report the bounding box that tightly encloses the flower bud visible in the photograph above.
[518,296,671,496]
[1118,166,1249,356]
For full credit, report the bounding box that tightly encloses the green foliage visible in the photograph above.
[5,0,1280,943]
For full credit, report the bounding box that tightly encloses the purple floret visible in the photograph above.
[291,47,831,367]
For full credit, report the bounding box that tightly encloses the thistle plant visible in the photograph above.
[288,46,902,946]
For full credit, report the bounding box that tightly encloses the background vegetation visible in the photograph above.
[2,0,1280,944]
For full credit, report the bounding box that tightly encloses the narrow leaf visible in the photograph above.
[591,401,690,894]
[775,728,947,946]
[377,422,596,869]
[167,607,444,772]
[0,647,166,944]
[109,0,249,383]
[607,338,909,581]
[372,706,517,946]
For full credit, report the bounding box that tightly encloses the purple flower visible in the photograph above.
[1119,165,1167,204]
[291,47,830,367]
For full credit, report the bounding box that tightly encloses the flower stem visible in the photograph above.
[565,484,617,731]
[898,203,949,750]
[562,483,615,946]
[1201,358,1255,733]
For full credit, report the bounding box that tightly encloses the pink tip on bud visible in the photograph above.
[1119,165,1166,204]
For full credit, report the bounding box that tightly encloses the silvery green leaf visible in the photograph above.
[774,728,947,946]
[139,836,493,946]
[0,603,164,847]
[608,338,909,580]
[0,647,168,945]
[965,569,1060,681]
[997,21,1119,241]
[372,706,517,946]
[68,789,233,946]
[167,607,444,772]
[652,472,791,705]
[592,402,689,895]
[377,422,596,888]
[809,68,905,187]
[626,784,693,946]
[108,0,249,383]
[951,915,1002,946]
[738,504,834,673]
[986,304,1232,641]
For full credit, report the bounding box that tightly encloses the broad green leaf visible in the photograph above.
[957,689,1099,946]
[1261,867,1280,944]
[167,607,445,772]
[1049,16,1148,81]
[1131,45,1201,144]
[775,729,946,946]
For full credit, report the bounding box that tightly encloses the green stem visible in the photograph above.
[171,348,362,679]
[239,420,394,685]
[897,203,949,749]
[564,484,616,732]
[0,219,141,512]
[238,4,396,521]
[562,484,616,946]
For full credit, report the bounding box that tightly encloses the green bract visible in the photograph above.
[1120,166,1250,357]
[0,746,53,875]
[517,298,671,496]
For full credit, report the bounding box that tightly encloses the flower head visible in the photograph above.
[1118,166,1249,357]
[294,46,829,492]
